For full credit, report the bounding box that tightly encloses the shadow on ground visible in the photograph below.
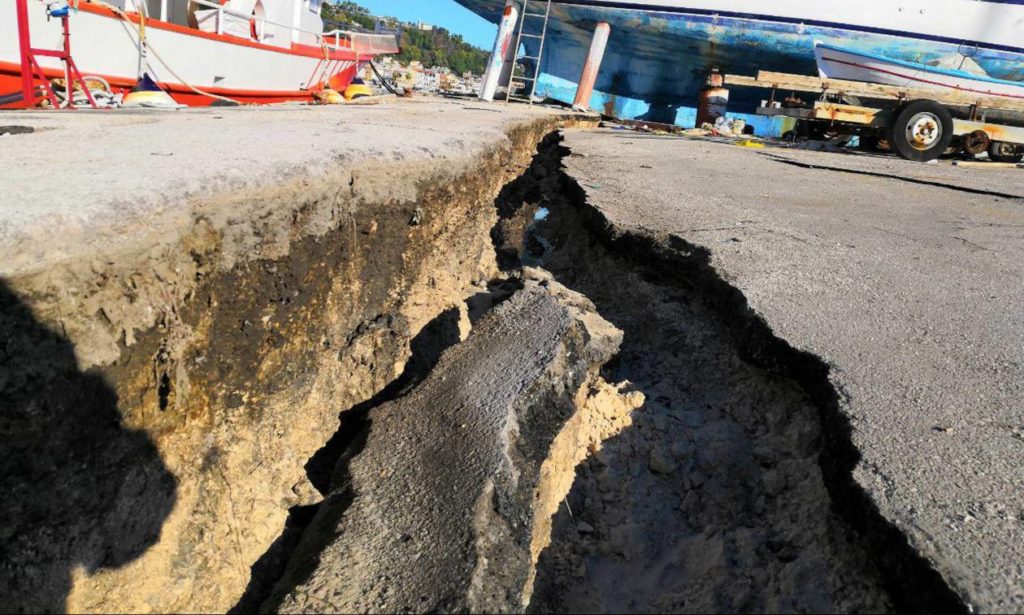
[0,280,177,612]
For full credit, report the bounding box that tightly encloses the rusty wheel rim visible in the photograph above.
[905,112,942,151]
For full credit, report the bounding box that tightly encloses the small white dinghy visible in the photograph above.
[814,43,1024,101]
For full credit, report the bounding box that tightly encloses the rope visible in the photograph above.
[57,84,118,108]
[317,40,332,88]
[145,42,241,105]
[87,0,241,105]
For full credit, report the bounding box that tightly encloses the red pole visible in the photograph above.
[16,0,36,108]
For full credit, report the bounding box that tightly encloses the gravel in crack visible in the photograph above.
[521,162,892,614]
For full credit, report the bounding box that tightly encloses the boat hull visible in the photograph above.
[814,45,1024,101]
[0,2,361,107]
[458,0,1024,134]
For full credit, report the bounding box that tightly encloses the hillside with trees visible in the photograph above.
[321,1,490,76]
[321,1,376,30]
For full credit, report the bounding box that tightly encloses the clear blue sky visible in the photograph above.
[346,1,498,50]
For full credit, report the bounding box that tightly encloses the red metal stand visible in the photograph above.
[16,0,98,109]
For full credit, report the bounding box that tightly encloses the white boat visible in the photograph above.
[815,43,1024,101]
[1,0,398,107]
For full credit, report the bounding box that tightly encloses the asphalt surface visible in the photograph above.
[561,129,1024,613]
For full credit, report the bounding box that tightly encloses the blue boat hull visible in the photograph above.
[457,1,1024,135]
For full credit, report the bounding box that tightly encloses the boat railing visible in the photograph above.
[323,29,401,56]
[144,0,395,52]
[181,0,334,46]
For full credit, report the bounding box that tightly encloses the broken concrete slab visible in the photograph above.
[263,272,631,614]
[0,101,585,281]
[558,129,1024,612]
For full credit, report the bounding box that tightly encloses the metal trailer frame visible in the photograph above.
[728,71,1024,163]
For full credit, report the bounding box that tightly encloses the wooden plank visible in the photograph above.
[725,70,1024,113]
[724,74,763,89]
[951,160,1023,169]
[757,102,885,126]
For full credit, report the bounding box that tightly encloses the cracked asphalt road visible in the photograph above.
[560,129,1024,613]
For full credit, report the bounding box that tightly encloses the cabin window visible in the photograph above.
[309,0,322,13]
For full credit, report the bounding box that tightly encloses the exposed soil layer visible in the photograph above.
[524,188,891,613]
[249,134,957,614]
[0,116,590,613]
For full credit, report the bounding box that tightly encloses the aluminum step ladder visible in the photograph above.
[506,0,552,105]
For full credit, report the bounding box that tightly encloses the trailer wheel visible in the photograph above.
[962,130,991,156]
[988,141,1024,164]
[888,100,954,162]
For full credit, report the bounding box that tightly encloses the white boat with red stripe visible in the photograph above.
[0,0,398,108]
[814,42,1024,101]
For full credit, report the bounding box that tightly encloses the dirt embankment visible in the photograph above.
[0,115,591,614]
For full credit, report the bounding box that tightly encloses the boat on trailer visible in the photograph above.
[456,0,1024,133]
[0,0,398,107]
[814,43,1024,102]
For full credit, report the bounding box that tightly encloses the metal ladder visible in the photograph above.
[506,0,552,105]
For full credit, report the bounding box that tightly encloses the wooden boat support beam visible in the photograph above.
[756,102,893,129]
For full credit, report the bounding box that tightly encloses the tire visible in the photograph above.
[988,141,1024,164]
[887,100,954,162]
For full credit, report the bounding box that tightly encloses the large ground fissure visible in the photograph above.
[489,134,965,614]
[239,132,962,613]
[1,124,967,613]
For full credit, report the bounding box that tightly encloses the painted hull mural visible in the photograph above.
[456,0,1024,134]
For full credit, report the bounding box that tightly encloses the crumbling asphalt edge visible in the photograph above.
[551,133,970,615]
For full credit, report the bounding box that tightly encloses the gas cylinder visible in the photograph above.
[696,67,729,126]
